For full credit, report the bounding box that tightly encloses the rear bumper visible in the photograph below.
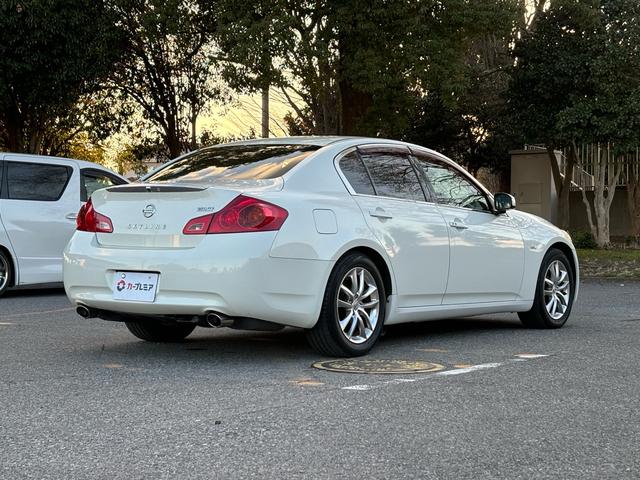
[63,232,333,329]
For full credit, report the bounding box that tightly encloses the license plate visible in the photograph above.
[112,271,159,302]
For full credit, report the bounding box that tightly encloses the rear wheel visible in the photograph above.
[125,321,195,342]
[307,252,386,357]
[519,248,575,329]
[0,250,12,296]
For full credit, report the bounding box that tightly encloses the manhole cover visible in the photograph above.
[312,359,445,375]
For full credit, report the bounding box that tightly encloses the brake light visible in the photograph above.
[182,195,288,235]
[76,198,113,233]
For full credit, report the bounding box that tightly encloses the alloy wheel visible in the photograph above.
[336,267,380,344]
[543,260,571,320]
[0,255,8,291]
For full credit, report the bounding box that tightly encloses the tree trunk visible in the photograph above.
[579,145,622,248]
[547,146,574,230]
[339,79,372,136]
[261,84,269,139]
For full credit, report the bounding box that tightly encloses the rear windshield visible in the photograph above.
[145,145,319,184]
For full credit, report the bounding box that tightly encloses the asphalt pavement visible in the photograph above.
[1,279,639,479]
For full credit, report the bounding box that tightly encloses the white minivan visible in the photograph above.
[0,153,127,295]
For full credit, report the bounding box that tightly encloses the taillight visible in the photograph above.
[182,195,288,235]
[76,198,113,233]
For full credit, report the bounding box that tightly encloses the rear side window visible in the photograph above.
[338,151,375,195]
[359,150,425,201]
[145,145,319,184]
[7,162,72,201]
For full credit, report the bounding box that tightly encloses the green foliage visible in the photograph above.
[509,0,640,150]
[110,0,226,157]
[570,230,598,249]
[0,0,124,153]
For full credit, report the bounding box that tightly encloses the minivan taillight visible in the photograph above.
[182,195,288,235]
[76,198,113,233]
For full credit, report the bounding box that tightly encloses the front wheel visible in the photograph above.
[125,321,195,342]
[307,253,386,357]
[519,248,575,329]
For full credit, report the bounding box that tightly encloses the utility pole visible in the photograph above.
[261,84,269,138]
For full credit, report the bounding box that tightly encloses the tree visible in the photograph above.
[508,0,640,246]
[0,0,124,153]
[109,0,225,158]
[214,0,520,138]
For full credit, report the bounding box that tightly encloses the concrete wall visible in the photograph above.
[569,188,632,237]
[510,149,559,224]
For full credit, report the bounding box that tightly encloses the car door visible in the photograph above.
[412,151,525,304]
[0,157,79,284]
[337,146,450,307]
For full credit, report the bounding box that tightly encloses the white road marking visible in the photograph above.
[341,355,549,392]
[0,322,14,325]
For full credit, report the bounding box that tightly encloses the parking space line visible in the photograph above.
[341,355,549,392]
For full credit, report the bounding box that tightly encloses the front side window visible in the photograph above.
[359,149,425,201]
[414,154,490,211]
[7,162,71,201]
[145,145,319,185]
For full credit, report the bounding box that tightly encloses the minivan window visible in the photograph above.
[338,151,375,195]
[359,150,425,201]
[81,170,125,201]
[145,145,319,184]
[7,162,72,201]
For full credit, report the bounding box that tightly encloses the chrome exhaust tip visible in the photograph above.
[76,305,92,318]
[205,312,233,328]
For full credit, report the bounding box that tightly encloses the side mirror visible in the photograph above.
[494,193,516,214]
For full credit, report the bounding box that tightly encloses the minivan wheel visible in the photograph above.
[307,252,386,357]
[519,248,575,329]
[0,250,12,296]
[125,321,195,342]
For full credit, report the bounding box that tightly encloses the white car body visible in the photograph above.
[0,153,127,289]
[63,137,578,337]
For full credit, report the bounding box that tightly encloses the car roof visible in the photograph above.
[221,135,432,151]
[224,136,364,147]
[0,152,124,176]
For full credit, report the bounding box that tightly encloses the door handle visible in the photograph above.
[65,213,77,220]
[369,208,393,219]
[449,219,468,230]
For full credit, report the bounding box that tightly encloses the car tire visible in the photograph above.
[0,249,12,296]
[125,321,195,342]
[307,252,386,357]
[518,248,575,329]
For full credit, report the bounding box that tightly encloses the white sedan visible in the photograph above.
[63,137,578,356]
[0,153,127,296]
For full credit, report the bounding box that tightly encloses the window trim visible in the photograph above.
[80,168,127,202]
[4,161,73,202]
[410,148,497,214]
[335,144,430,203]
[0,160,5,198]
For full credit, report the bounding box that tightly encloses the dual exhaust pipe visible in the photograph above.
[204,312,233,328]
[75,304,232,328]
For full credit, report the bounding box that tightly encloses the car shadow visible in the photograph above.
[101,316,526,365]
[3,285,65,298]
